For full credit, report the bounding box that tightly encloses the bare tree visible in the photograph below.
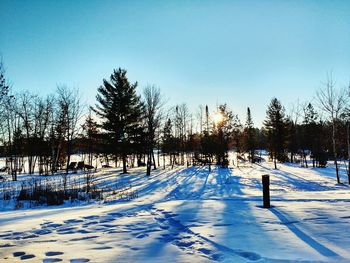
[342,81,350,184]
[316,75,346,183]
[196,104,204,134]
[288,100,303,164]
[17,92,36,174]
[0,59,10,109]
[143,85,164,175]
[56,86,83,196]
[4,94,20,180]
[56,86,83,174]
[174,103,189,165]
[35,95,54,175]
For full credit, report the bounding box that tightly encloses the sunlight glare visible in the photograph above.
[213,112,224,125]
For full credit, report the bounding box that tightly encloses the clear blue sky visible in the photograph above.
[1,0,350,126]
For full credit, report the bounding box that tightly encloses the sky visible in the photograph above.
[1,0,350,127]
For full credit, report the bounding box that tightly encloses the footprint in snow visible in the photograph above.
[82,215,99,220]
[44,224,62,228]
[64,219,84,224]
[236,251,261,261]
[198,248,211,255]
[136,233,148,238]
[33,229,52,235]
[20,254,36,260]
[43,258,63,263]
[212,253,223,261]
[70,258,90,263]
[13,252,26,257]
[13,251,36,260]
[174,240,195,247]
[45,252,64,257]
[107,212,124,217]
[21,234,39,239]
[75,229,90,234]
[99,217,115,223]
[0,244,14,248]
[69,235,99,242]
[92,246,113,250]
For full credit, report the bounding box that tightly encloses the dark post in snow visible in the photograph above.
[262,174,270,208]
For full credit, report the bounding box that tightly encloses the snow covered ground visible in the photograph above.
[1,160,350,262]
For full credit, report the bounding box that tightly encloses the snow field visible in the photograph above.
[0,160,350,262]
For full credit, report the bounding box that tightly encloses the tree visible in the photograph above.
[340,107,350,183]
[243,107,256,162]
[93,68,143,174]
[287,101,302,163]
[301,103,319,167]
[162,118,174,168]
[264,98,288,169]
[0,59,9,107]
[212,104,237,167]
[82,109,99,167]
[17,92,36,174]
[174,104,189,165]
[143,85,163,175]
[56,86,83,175]
[316,76,346,183]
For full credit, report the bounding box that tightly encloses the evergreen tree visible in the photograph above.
[162,118,174,167]
[93,68,144,174]
[82,110,99,167]
[243,107,256,162]
[212,104,237,167]
[264,98,288,169]
[302,103,318,167]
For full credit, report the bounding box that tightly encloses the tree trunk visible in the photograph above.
[332,120,340,183]
[347,122,350,184]
[152,151,156,170]
[122,153,127,174]
[146,150,151,176]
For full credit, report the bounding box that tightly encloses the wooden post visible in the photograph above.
[262,174,270,208]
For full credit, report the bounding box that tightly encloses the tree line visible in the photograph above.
[1,61,350,184]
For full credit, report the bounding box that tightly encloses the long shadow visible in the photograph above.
[164,166,209,200]
[196,166,211,199]
[268,168,343,192]
[256,162,349,191]
[132,167,188,198]
[130,166,212,260]
[270,207,340,258]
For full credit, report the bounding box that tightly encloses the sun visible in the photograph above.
[213,111,224,125]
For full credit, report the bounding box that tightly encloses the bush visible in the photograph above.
[15,178,101,206]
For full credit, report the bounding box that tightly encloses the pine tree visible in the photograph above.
[93,68,144,174]
[212,104,237,167]
[302,103,318,167]
[243,107,256,162]
[82,109,99,167]
[264,98,288,169]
